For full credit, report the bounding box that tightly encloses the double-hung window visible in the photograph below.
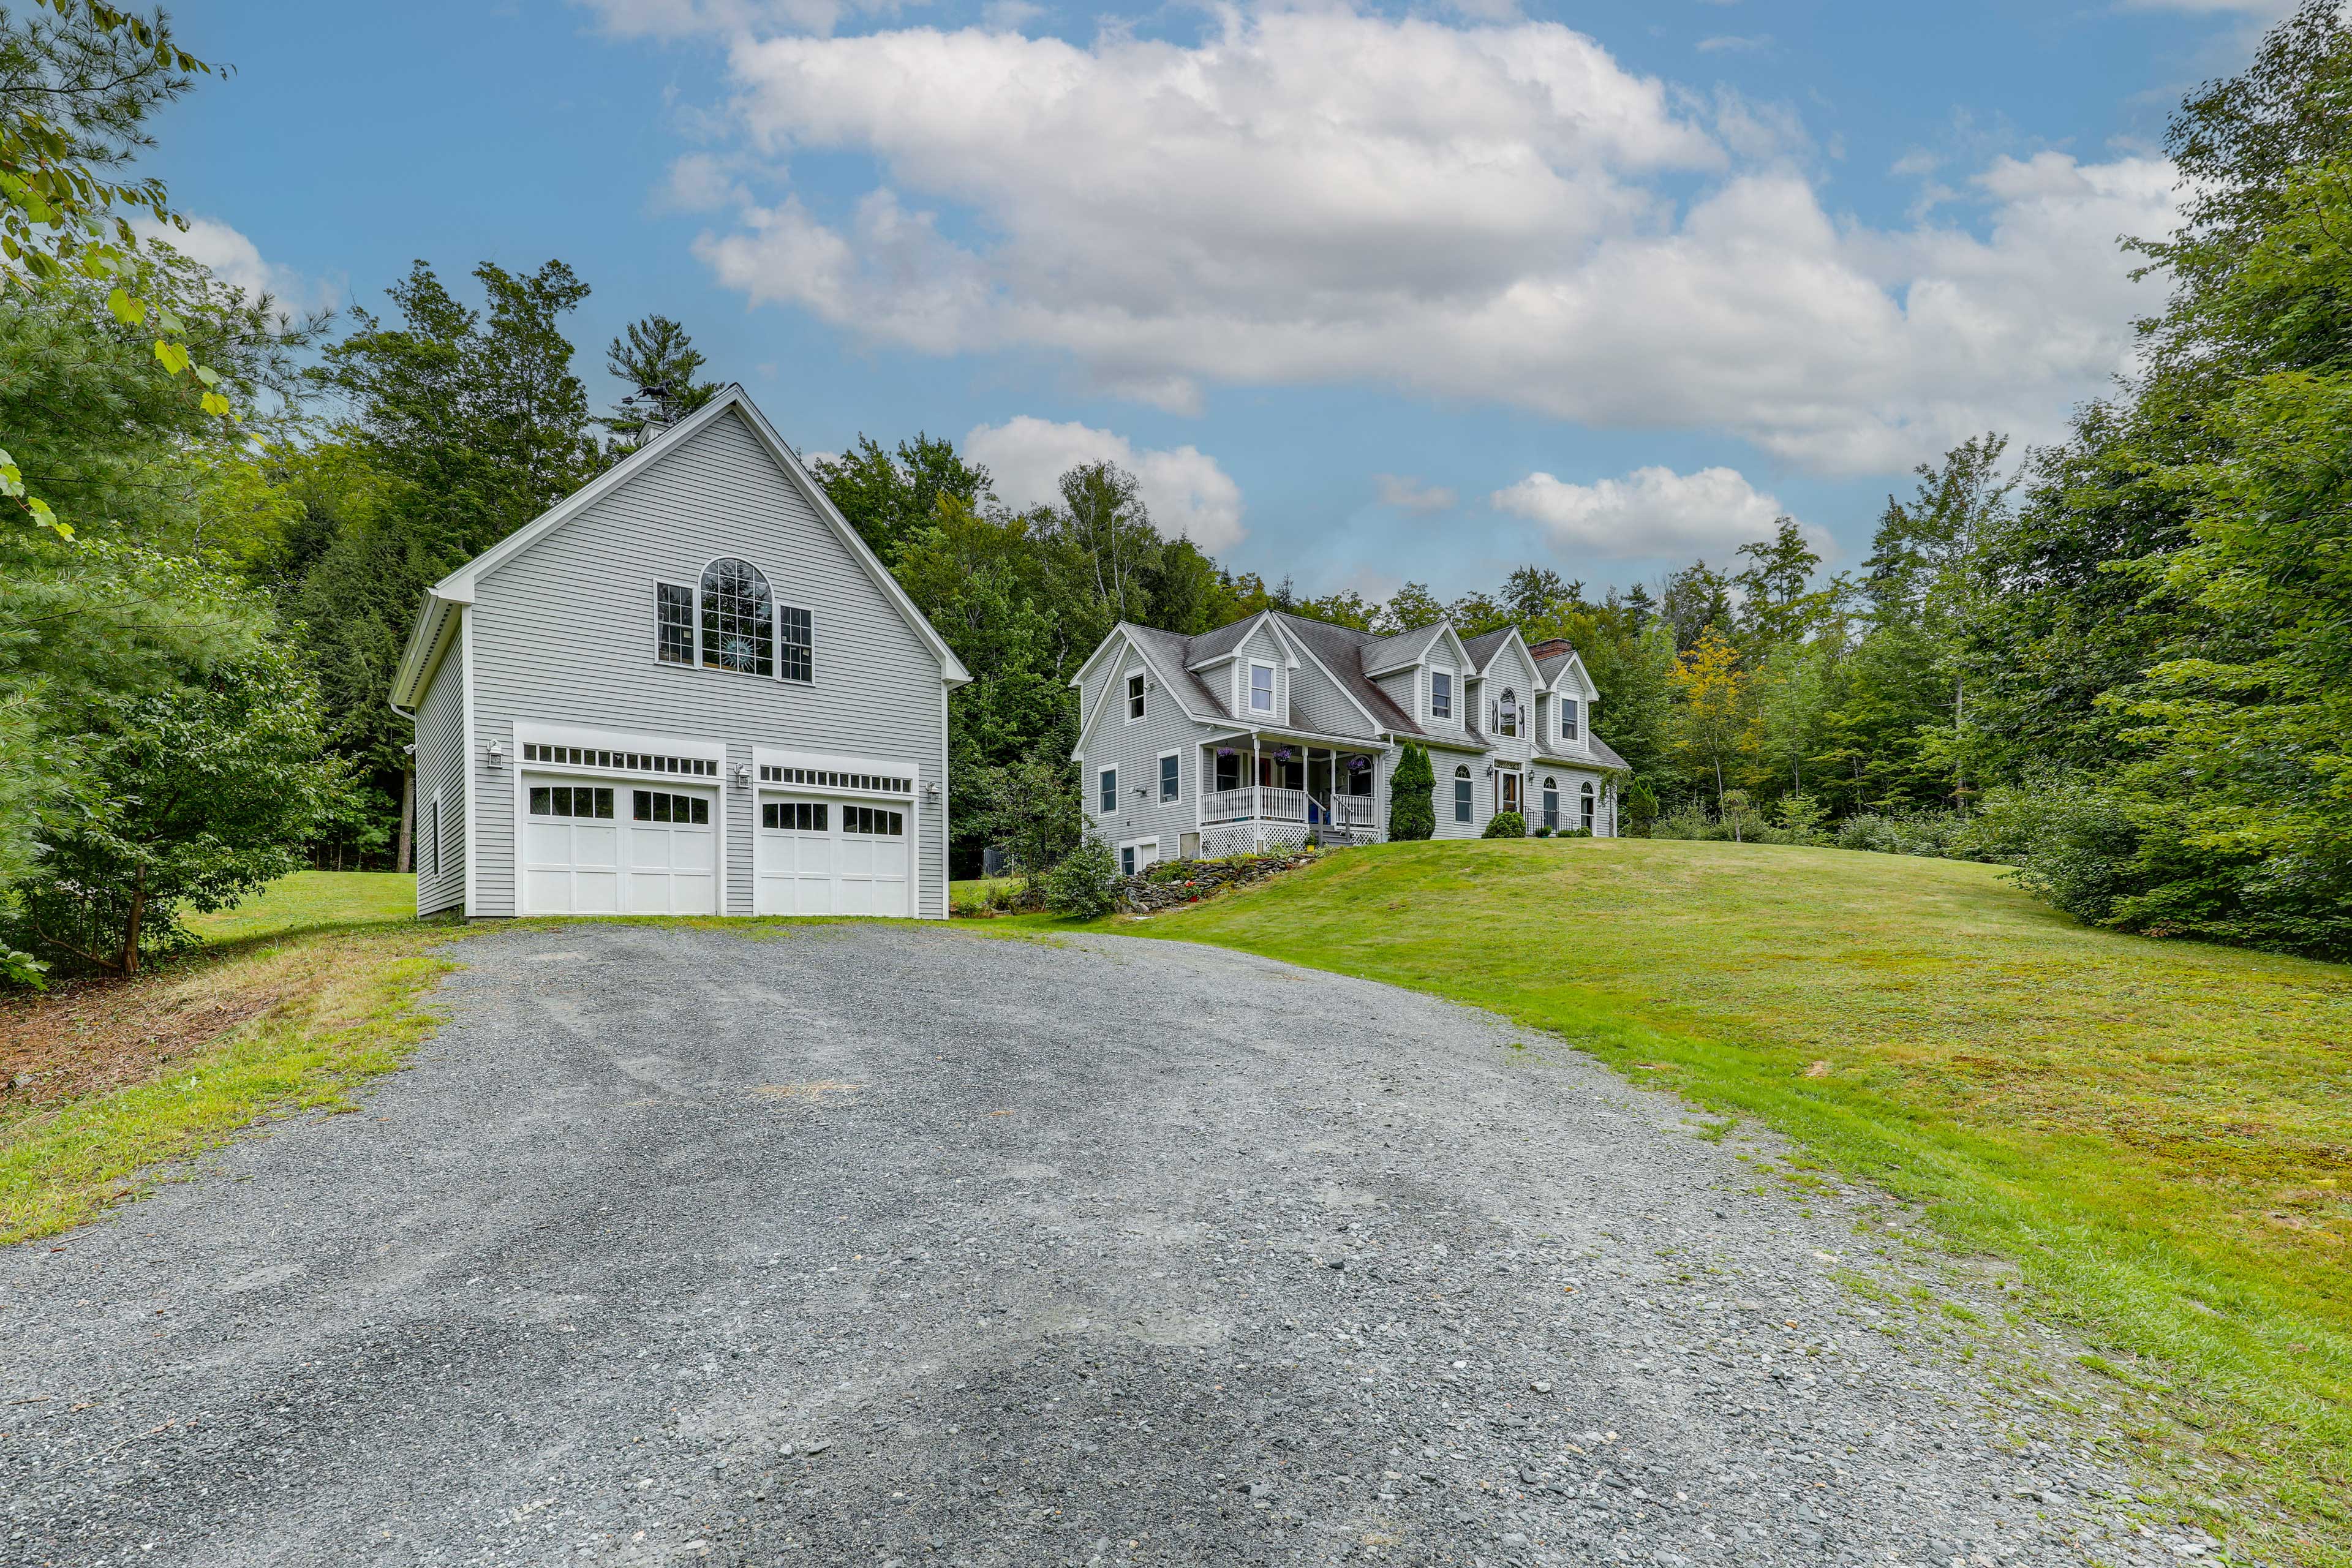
[1453,764,1473,824]
[1126,673,1145,720]
[1561,698,1580,741]
[1159,752,1180,803]
[1248,661,1275,714]
[779,606,812,684]
[1099,767,1117,813]
[1430,670,1452,720]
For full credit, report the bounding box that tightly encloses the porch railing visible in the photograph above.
[1202,786,1306,824]
[1201,787,1381,829]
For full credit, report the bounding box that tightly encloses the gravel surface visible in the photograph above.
[1,924,2211,1567]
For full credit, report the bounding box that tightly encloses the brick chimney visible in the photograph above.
[1526,638,1573,660]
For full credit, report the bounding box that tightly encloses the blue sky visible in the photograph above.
[152,0,2277,600]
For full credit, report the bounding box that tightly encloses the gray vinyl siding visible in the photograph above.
[1430,744,1490,840]
[1287,652,1370,737]
[1374,669,1419,726]
[465,406,951,918]
[415,631,466,915]
[1080,658,1204,861]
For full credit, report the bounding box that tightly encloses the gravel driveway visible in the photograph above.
[2,924,2199,1567]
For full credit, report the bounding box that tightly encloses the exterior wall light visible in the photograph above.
[734,763,753,788]
[486,741,505,769]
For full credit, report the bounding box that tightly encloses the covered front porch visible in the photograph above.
[1197,730,1382,853]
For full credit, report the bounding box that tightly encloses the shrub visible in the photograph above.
[1044,835,1120,918]
[1482,811,1526,840]
[1559,826,1591,839]
[1389,744,1435,841]
[1718,790,1765,843]
[1532,825,1554,839]
[1775,791,1829,843]
[1835,809,1974,859]
[6,646,347,977]
[1967,780,2143,924]
[1652,802,1727,840]
[1623,781,1659,836]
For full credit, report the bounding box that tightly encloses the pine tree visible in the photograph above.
[601,314,720,454]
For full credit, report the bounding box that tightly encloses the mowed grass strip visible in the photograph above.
[1099,838,2352,1564]
[2,873,453,1244]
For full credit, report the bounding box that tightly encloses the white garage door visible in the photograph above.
[522,778,717,915]
[624,788,718,914]
[755,796,911,917]
[522,783,621,913]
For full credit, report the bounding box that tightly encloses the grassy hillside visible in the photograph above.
[1107,838,2351,1562]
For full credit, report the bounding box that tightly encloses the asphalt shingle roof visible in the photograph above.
[1110,611,1628,772]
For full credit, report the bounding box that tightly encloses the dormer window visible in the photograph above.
[1248,661,1275,714]
[1127,672,1146,720]
[1561,697,1580,741]
[1430,670,1452,720]
[1497,688,1519,737]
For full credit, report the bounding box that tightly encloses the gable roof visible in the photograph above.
[1460,628,1516,672]
[1534,647,1599,701]
[390,386,970,708]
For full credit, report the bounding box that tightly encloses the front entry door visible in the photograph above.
[1500,771,1522,817]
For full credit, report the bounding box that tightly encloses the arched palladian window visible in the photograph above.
[1542,777,1559,830]
[1452,764,1474,824]
[1580,779,1597,830]
[701,557,774,676]
[1496,688,1519,737]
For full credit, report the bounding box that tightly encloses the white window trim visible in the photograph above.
[1430,668,1453,722]
[652,564,816,688]
[1561,696,1579,741]
[1125,669,1147,723]
[654,578,698,668]
[1099,766,1118,814]
[1247,658,1277,715]
[1121,836,1161,875]
[1157,748,1182,804]
[778,602,815,687]
[427,791,441,880]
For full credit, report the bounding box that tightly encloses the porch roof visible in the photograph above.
[1199,725,1391,752]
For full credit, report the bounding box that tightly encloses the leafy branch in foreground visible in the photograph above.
[1,0,232,537]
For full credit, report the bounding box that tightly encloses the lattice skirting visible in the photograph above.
[1198,820,1377,857]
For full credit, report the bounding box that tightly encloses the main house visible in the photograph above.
[1072,611,1627,869]
[389,387,970,921]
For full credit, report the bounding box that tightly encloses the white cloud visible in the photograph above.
[134,216,331,322]
[656,152,743,213]
[1491,465,1807,559]
[688,8,2180,475]
[964,416,1245,549]
[1374,473,1457,513]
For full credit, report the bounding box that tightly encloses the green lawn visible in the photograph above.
[1050,838,2352,1565]
[186,870,417,944]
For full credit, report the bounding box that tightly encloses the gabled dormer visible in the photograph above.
[1528,637,1601,758]
[1463,628,1541,753]
[1363,622,1471,734]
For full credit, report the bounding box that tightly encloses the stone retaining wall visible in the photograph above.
[1111,849,1323,913]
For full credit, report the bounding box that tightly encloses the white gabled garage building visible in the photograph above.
[389,388,970,922]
